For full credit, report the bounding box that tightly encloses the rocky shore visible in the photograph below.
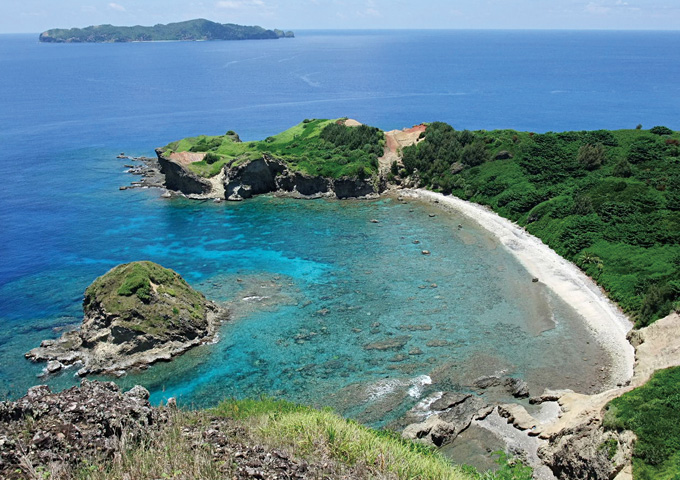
[154,150,380,201]
[25,261,227,377]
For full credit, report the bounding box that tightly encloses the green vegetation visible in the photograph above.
[402,123,680,326]
[71,397,531,480]
[39,18,294,43]
[604,367,680,480]
[161,118,383,179]
[85,261,207,336]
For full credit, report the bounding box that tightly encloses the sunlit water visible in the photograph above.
[2,30,678,426]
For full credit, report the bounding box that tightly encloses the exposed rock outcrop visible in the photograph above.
[25,261,227,376]
[402,393,492,447]
[538,425,635,480]
[0,380,157,477]
[156,148,213,195]
[225,156,286,200]
[156,150,379,200]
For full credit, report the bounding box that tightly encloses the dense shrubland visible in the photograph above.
[604,366,680,479]
[402,123,680,326]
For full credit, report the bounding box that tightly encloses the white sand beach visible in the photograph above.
[401,189,635,388]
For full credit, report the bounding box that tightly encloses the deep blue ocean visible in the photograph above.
[1,30,679,426]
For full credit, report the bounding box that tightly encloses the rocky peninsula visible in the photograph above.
[153,118,383,200]
[25,261,227,377]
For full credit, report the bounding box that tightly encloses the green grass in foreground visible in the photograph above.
[161,118,384,179]
[604,366,680,480]
[212,397,532,480]
[74,397,532,480]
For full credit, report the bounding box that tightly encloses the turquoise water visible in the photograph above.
[2,30,678,425]
[0,193,609,426]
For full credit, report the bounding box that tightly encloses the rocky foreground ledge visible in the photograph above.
[26,261,227,376]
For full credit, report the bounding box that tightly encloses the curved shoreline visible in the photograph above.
[400,188,635,388]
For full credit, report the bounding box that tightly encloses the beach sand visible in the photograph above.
[400,189,635,388]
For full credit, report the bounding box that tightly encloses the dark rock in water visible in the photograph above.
[426,339,451,347]
[363,336,411,351]
[495,150,513,160]
[402,394,490,447]
[25,261,227,376]
[473,375,502,389]
[0,381,157,477]
[505,377,530,398]
[430,392,472,411]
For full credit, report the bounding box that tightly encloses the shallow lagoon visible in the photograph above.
[0,192,609,427]
[3,29,677,425]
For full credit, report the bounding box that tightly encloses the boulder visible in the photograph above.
[0,381,158,477]
[402,394,490,446]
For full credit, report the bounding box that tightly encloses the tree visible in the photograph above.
[461,140,489,167]
[577,143,606,170]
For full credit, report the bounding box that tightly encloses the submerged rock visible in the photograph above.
[363,336,411,351]
[25,261,227,376]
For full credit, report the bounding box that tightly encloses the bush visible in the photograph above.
[650,126,673,136]
[613,159,633,177]
[604,367,680,479]
[578,143,606,170]
[204,152,220,164]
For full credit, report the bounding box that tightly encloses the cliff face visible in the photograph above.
[25,261,226,376]
[156,149,213,195]
[157,152,379,201]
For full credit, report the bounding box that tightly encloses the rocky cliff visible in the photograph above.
[25,261,227,376]
[156,151,379,201]
[156,149,213,195]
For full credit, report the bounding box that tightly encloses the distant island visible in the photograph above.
[39,18,294,43]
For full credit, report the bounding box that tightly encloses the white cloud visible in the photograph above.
[216,0,265,8]
[108,3,126,11]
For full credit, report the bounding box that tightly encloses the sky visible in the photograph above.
[2,0,680,33]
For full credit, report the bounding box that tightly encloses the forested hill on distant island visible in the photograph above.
[39,19,294,43]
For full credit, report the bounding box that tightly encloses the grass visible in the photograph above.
[160,118,383,180]
[604,366,680,480]
[59,397,535,480]
[75,410,226,480]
